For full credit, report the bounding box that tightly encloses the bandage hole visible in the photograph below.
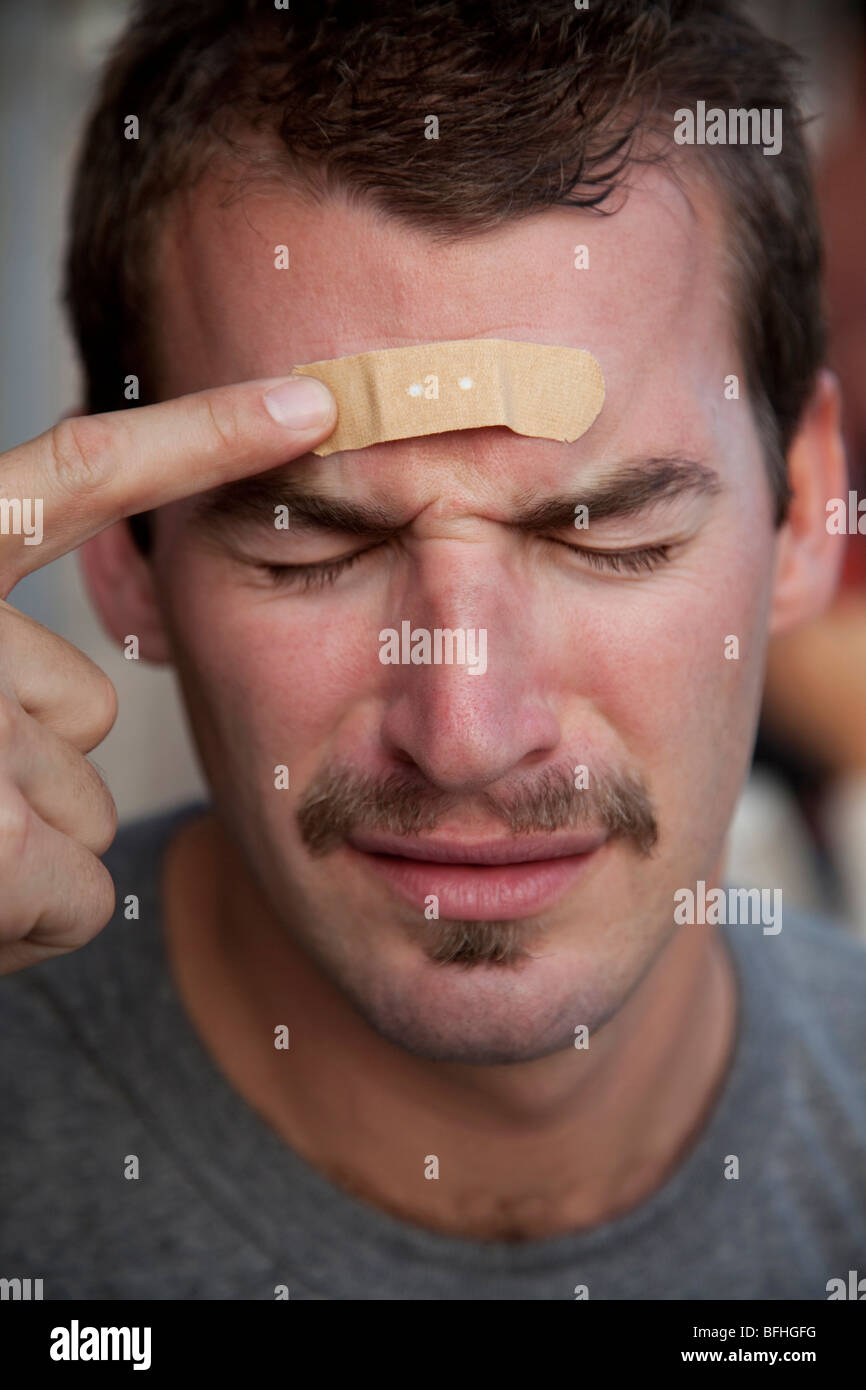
[408,382,424,397]
[458,377,473,390]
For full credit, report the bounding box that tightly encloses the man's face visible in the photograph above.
[146,162,776,1063]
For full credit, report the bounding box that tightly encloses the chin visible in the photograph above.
[340,945,608,1065]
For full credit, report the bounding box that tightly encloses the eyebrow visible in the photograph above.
[190,456,722,539]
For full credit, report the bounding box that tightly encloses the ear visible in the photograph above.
[78,520,172,663]
[768,368,848,636]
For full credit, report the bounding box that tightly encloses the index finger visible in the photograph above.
[0,374,337,594]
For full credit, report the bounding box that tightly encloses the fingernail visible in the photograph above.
[263,375,335,428]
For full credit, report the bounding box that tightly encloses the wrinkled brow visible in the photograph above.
[190,455,722,537]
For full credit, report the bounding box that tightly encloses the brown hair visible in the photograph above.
[63,0,825,536]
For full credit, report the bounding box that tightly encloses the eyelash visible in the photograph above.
[262,548,371,592]
[557,540,673,573]
[261,539,674,591]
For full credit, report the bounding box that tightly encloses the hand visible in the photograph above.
[0,374,336,974]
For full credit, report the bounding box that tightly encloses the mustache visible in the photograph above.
[297,758,658,857]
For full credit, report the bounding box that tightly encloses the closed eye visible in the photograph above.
[260,542,386,591]
[545,538,675,574]
[256,536,676,591]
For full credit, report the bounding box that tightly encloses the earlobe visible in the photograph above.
[768,368,848,636]
[79,520,172,663]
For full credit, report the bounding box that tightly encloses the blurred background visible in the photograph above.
[1,0,865,936]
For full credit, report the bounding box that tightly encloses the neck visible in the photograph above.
[163,812,737,1241]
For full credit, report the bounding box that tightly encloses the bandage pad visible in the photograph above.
[293,339,605,457]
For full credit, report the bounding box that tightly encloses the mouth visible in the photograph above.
[344,830,609,920]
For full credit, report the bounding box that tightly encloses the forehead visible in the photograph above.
[152,158,742,483]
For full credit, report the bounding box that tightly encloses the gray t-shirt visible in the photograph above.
[1,801,865,1300]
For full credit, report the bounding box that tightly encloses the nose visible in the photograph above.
[378,546,561,793]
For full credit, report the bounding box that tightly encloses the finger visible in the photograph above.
[0,695,117,854]
[0,373,337,593]
[0,792,116,970]
[0,600,118,752]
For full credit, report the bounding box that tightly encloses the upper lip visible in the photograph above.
[346,830,608,864]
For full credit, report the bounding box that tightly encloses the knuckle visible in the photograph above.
[202,391,244,458]
[0,790,31,868]
[86,858,117,935]
[0,692,16,751]
[77,669,118,744]
[70,752,118,856]
[91,781,119,857]
[48,415,115,497]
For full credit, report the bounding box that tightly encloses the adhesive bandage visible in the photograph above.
[293,339,605,456]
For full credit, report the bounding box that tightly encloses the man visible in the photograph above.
[1,0,864,1300]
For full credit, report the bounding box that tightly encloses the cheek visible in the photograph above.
[550,545,771,837]
[163,562,377,772]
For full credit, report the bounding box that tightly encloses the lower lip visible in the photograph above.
[345,845,605,920]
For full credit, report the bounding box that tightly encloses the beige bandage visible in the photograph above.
[293,339,605,457]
